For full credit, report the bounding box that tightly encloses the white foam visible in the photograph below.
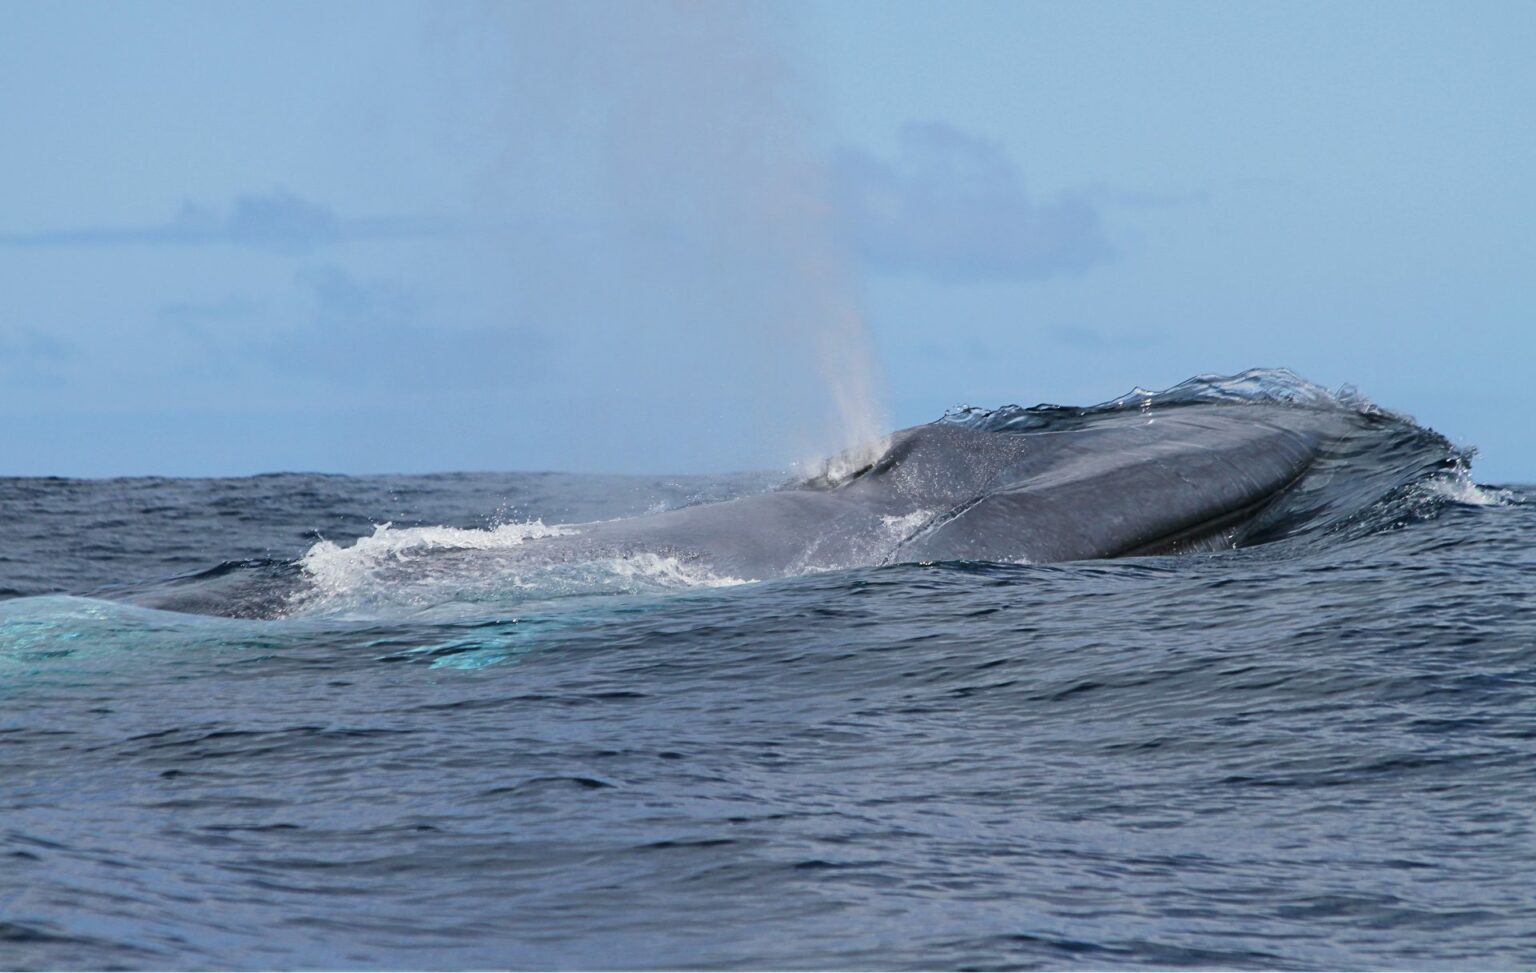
[583,552,748,590]
[289,521,571,614]
[287,520,752,621]
[1425,474,1518,507]
[300,520,571,577]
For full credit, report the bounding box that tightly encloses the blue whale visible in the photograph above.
[118,371,1460,618]
[548,400,1376,578]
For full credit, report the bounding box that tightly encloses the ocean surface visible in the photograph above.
[3,372,1534,970]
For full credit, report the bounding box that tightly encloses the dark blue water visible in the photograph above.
[3,373,1534,970]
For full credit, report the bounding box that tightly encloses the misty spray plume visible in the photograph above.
[457,1,886,473]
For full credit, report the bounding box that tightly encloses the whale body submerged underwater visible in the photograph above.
[122,370,1467,619]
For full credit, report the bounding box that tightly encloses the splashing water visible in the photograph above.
[289,519,751,621]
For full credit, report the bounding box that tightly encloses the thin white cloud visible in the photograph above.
[0,190,454,253]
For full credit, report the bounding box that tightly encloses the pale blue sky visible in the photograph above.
[2,1,1532,480]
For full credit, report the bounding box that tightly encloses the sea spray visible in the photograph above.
[457,1,887,472]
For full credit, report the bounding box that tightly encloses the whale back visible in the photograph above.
[581,404,1355,576]
[861,406,1348,564]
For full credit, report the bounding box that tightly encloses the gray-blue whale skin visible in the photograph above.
[565,403,1353,579]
